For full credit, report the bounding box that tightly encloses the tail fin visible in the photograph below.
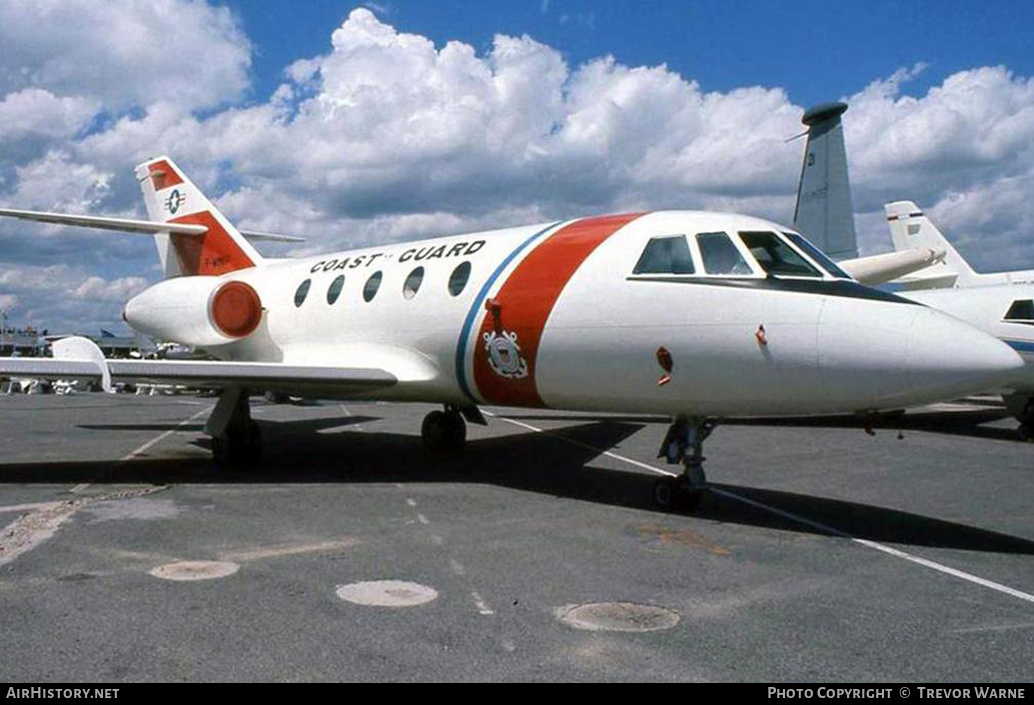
[885,201,977,289]
[135,156,261,278]
[792,102,859,260]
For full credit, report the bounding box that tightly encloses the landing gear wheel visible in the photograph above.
[1019,423,1032,442]
[422,409,466,454]
[652,477,706,512]
[213,420,262,466]
[653,478,680,511]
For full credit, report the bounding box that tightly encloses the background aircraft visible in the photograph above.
[887,201,1034,290]
[792,103,946,286]
[0,157,1022,509]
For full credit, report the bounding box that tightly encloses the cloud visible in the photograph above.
[1,5,1034,332]
[0,0,251,114]
[72,276,148,302]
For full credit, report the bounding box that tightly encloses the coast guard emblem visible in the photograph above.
[483,330,528,379]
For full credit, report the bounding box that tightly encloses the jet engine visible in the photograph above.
[123,276,262,347]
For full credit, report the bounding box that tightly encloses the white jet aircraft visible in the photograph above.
[883,202,1034,435]
[0,157,1023,509]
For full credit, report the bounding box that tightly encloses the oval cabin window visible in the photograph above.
[403,267,424,300]
[363,271,383,302]
[448,261,471,297]
[327,275,345,305]
[294,279,311,307]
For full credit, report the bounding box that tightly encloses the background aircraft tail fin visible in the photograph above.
[885,201,977,289]
[792,102,859,260]
[135,156,262,278]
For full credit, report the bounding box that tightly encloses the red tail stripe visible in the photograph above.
[170,211,254,276]
[472,213,644,408]
[148,160,183,189]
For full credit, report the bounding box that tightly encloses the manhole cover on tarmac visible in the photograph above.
[149,561,240,581]
[557,602,680,632]
[335,580,438,607]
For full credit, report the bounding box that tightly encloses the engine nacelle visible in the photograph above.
[123,276,262,347]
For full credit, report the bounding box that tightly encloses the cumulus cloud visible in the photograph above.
[1,5,1033,332]
[0,0,251,113]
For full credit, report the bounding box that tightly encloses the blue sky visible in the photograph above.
[1,1,1033,332]
[230,0,1034,108]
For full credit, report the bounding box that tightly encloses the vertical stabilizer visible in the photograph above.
[885,201,976,288]
[135,156,261,278]
[792,102,859,260]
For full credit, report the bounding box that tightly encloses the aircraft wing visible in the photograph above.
[838,247,944,286]
[0,208,305,244]
[0,353,396,396]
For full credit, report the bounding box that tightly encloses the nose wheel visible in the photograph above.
[653,417,714,511]
[422,407,467,455]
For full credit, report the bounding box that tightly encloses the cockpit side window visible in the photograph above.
[740,231,823,278]
[695,232,752,275]
[632,235,696,275]
[782,232,851,279]
[1004,299,1034,322]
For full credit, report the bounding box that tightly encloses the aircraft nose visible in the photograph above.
[904,307,1023,403]
[818,297,1023,410]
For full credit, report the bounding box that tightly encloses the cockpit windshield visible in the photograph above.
[782,232,852,279]
[739,231,823,278]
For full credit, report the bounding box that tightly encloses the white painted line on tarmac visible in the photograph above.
[486,411,1034,607]
[406,498,417,507]
[1,405,213,569]
[0,502,60,515]
[416,513,430,525]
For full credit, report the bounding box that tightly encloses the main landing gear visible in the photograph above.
[421,405,468,455]
[207,388,261,465]
[652,417,716,512]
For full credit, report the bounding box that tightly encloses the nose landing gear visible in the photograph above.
[421,405,467,455]
[653,416,715,511]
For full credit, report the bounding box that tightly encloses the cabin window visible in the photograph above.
[403,267,424,300]
[294,279,311,307]
[632,235,695,275]
[363,271,383,302]
[740,231,822,278]
[448,261,471,296]
[327,275,345,305]
[782,232,851,279]
[1004,299,1034,322]
[696,232,751,275]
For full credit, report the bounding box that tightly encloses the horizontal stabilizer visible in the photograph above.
[0,208,206,235]
[239,230,306,243]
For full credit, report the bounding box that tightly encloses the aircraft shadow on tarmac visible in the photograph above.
[1,413,1031,556]
[503,407,1026,443]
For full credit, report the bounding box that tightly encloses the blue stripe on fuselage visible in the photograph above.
[454,221,563,402]
[1004,338,1034,354]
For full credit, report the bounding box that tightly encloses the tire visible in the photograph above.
[422,410,448,454]
[653,478,680,511]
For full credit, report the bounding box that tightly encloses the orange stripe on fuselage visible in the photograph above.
[472,213,644,408]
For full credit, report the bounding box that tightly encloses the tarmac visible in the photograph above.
[0,393,1031,682]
